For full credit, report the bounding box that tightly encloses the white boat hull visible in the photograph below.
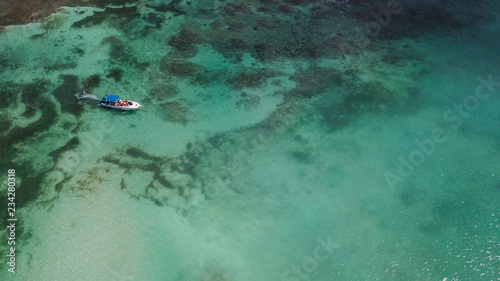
[100,100,142,110]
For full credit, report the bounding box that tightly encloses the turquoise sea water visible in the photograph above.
[0,0,499,280]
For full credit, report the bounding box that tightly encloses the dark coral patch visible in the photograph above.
[101,155,132,170]
[0,82,57,203]
[284,65,411,131]
[0,120,12,132]
[167,29,200,58]
[196,0,491,65]
[227,69,276,89]
[43,62,78,72]
[198,2,343,61]
[16,175,45,208]
[0,85,17,111]
[143,13,164,28]
[101,36,126,60]
[223,3,254,16]
[2,82,56,147]
[289,150,312,164]
[48,137,80,160]
[72,6,140,29]
[279,5,295,13]
[252,43,274,61]
[227,21,245,32]
[168,29,199,51]
[101,151,175,192]
[126,147,162,162]
[228,38,249,49]
[83,74,101,89]
[52,75,83,116]
[72,47,85,55]
[20,80,50,118]
[73,4,163,37]
[256,19,275,29]
[106,68,123,82]
[147,0,186,16]
[0,55,21,72]
[285,0,304,4]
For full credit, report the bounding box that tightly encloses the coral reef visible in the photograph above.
[168,29,199,52]
[226,68,276,89]
[72,6,140,29]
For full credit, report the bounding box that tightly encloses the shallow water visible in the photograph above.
[0,0,499,280]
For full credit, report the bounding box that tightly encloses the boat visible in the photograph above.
[99,95,142,110]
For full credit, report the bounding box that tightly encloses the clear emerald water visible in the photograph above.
[0,1,499,280]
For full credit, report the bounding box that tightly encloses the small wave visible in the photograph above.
[75,90,99,100]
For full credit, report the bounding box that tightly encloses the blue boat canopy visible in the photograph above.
[107,95,119,102]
